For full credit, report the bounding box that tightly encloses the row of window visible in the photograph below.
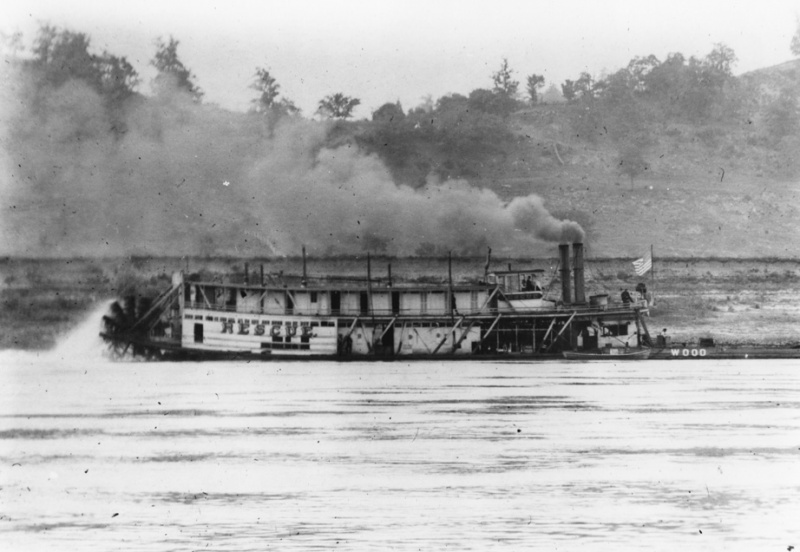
[261,341,311,350]
[188,286,483,311]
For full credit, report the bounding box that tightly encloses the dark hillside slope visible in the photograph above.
[350,61,800,258]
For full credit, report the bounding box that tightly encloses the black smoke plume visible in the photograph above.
[0,69,584,257]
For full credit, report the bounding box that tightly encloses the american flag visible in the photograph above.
[632,249,652,276]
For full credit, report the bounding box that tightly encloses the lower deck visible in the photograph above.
[167,305,648,358]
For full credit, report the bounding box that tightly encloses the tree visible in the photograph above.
[561,79,577,101]
[626,54,660,92]
[250,67,280,113]
[468,88,516,116]
[372,102,405,123]
[24,25,139,138]
[561,73,598,102]
[151,36,203,101]
[526,74,545,105]
[274,98,300,117]
[703,43,737,82]
[30,26,102,91]
[617,144,648,188]
[97,52,139,105]
[792,17,800,57]
[574,72,597,99]
[317,93,361,119]
[492,58,519,98]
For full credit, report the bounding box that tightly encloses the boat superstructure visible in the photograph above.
[101,243,653,360]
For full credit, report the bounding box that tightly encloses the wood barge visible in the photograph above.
[101,243,656,360]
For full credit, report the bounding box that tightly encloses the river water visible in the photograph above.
[1,314,799,551]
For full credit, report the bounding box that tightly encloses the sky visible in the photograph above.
[2,0,799,119]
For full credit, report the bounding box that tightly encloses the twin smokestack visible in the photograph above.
[559,243,586,304]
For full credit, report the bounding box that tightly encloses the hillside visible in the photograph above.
[4,30,800,260]
[347,60,800,258]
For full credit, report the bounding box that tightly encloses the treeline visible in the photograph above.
[8,25,800,184]
[357,44,800,184]
[6,25,364,131]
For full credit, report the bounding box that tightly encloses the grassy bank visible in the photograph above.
[1,256,798,351]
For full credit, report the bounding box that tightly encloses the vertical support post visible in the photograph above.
[367,253,372,318]
[387,263,392,288]
[244,262,249,285]
[260,264,264,286]
[448,251,454,321]
[175,272,185,343]
[302,245,307,287]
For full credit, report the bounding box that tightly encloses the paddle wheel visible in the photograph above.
[101,285,181,360]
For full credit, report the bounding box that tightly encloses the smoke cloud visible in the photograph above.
[1,70,584,258]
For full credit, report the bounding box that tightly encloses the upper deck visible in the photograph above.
[179,277,646,321]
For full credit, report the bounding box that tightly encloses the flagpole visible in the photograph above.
[651,244,655,305]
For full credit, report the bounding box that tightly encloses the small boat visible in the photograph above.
[563,348,651,361]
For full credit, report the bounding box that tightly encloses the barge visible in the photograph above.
[101,243,654,360]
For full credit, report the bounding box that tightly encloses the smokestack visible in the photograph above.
[573,243,585,304]
[559,244,571,304]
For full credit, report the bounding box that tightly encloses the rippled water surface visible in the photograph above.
[2,353,799,551]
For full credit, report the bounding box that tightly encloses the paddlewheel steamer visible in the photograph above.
[101,243,653,360]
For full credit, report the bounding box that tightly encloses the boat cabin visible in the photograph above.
[487,269,545,299]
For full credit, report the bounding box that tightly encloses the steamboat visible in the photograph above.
[100,243,654,360]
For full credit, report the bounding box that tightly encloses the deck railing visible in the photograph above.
[183,300,646,318]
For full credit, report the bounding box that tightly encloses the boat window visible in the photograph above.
[602,323,629,336]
